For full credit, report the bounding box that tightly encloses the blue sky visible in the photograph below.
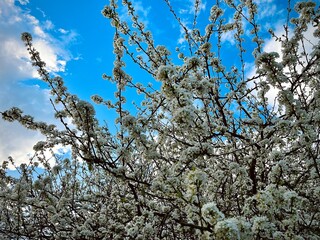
[0,0,317,166]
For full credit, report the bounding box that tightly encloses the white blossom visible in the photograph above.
[1,0,319,239]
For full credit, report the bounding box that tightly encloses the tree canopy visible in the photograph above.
[1,0,320,239]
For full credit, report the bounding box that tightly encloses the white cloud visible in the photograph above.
[120,1,151,27]
[221,30,236,45]
[0,0,76,167]
[33,25,47,38]
[253,0,278,19]
[17,0,29,5]
[177,19,191,45]
[33,39,67,73]
[0,85,52,166]
[36,7,46,18]
[187,0,206,14]
[176,0,207,45]
[131,0,151,18]
[42,20,55,33]
[58,28,68,34]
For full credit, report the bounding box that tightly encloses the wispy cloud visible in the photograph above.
[187,0,206,15]
[119,0,151,27]
[220,28,237,45]
[253,0,278,19]
[17,0,29,5]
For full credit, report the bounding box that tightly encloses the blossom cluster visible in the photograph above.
[1,0,319,239]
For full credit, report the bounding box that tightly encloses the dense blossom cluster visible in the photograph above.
[1,0,320,239]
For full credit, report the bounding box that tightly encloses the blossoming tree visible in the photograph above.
[1,0,319,239]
